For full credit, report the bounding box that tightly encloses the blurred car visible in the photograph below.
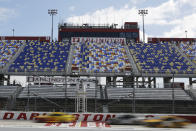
[143,116,190,128]
[35,112,76,123]
[106,115,143,125]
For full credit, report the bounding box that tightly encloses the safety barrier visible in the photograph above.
[0,111,196,123]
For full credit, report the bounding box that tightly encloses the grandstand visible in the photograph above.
[0,22,196,114]
[2,38,195,77]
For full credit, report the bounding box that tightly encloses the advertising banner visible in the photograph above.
[27,77,96,84]
[71,37,125,43]
[1,111,196,123]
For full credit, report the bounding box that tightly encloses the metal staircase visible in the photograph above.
[66,42,74,74]
[3,41,27,73]
[124,43,139,74]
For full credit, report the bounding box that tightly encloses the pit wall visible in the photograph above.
[0,111,196,123]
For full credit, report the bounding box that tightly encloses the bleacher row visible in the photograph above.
[0,85,194,100]
[18,85,100,99]
[190,89,196,99]
[0,40,195,74]
[0,86,20,98]
[107,88,192,100]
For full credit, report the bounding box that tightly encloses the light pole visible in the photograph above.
[27,83,30,111]
[132,84,135,113]
[185,30,187,38]
[172,71,175,114]
[11,28,15,37]
[12,28,15,37]
[138,9,148,43]
[48,9,58,42]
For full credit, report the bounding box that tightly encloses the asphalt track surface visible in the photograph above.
[0,120,196,131]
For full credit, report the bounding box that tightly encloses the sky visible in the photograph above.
[0,0,196,87]
[0,0,196,41]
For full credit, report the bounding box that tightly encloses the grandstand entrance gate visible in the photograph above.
[75,81,87,112]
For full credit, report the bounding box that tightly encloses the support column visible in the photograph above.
[148,77,156,88]
[106,77,112,87]
[104,85,108,99]
[123,76,134,88]
[142,77,145,87]
[153,77,156,88]
[99,85,104,99]
[0,74,4,85]
[163,77,172,88]
[136,77,139,88]
[7,75,10,86]
[148,77,151,88]
[189,77,192,86]
[113,76,117,88]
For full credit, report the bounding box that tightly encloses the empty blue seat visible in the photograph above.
[71,41,132,73]
[0,40,22,67]
[8,41,70,72]
[128,42,196,74]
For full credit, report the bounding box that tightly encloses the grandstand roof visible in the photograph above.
[0,36,50,42]
[148,37,196,43]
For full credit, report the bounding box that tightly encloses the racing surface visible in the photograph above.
[0,120,196,131]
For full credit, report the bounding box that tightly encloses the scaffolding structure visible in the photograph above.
[75,81,87,112]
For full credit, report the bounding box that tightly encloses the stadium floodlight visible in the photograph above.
[185,30,187,38]
[48,9,58,42]
[138,9,148,43]
[113,24,118,28]
[172,71,175,114]
[12,28,15,37]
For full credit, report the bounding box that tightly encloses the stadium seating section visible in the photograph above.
[18,85,100,99]
[190,88,196,99]
[0,40,22,67]
[14,85,192,101]
[1,40,195,74]
[128,42,196,74]
[0,86,20,98]
[106,87,192,100]
[179,42,196,63]
[72,41,132,73]
[8,41,70,72]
